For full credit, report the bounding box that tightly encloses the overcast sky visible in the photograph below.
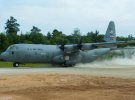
[0,0,135,36]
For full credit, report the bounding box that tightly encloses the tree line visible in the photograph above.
[0,16,135,52]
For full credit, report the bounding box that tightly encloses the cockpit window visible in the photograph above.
[7,45,18,50]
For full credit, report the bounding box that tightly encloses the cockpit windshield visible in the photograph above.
[7,45,18,51]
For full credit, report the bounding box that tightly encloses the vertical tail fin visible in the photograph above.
[104,21,116,42]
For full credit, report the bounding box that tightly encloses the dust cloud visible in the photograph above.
[76,47,135,68]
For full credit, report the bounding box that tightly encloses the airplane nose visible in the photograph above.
[0,53,4,60]
[0,52,7,61]
[0,55,1,60]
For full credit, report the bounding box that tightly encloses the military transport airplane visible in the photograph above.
[0,21,132,67]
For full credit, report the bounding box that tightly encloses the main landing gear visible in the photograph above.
[64,64,75,67]
[13,62,20,67]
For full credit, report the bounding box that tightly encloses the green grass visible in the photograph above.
[0,61,48,68]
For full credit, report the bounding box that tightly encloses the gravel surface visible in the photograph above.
[0,74,135,100]
[0,64,135,100]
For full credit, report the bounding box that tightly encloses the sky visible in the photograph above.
[0,0,135,36]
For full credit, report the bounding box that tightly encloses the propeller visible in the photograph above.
[59,37,85,53]
[59,43,65,51]
[59,39,83,66]
[59,43,68,66]
[77,39,83,50]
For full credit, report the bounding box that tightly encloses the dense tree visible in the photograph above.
[5,16,20,35]
[71,28,81,43]
[52,29,63,38]
[0,33,9,51]
[72,28,81,37]
[128,34,134,40]
[19,33,32,44]
[29,26,48,44]
[4,16,20,45]
[47,32,52,39]
[51,29,68,44]
[87,30,104,43]
[31,26,41,33]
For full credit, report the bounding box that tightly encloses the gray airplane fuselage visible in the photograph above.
[0,44,110,66]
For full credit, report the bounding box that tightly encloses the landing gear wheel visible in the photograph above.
[64,64,75,67]
[13,62,20,67]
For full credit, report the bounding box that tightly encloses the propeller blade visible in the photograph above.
[59,43,66,51]
[77,39,83,50]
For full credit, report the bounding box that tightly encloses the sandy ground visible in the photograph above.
[0,74,135,100]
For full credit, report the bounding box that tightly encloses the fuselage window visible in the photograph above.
[35,52,38,55]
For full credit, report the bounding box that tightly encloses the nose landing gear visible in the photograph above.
[13,62,20,67]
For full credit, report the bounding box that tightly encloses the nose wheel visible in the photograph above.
[13,62,20,67]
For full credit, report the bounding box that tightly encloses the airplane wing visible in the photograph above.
[88,41,135,50]
[59,41,135,54]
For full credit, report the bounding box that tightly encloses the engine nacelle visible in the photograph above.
[64,45,78,53]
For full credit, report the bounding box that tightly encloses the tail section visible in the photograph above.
[104,21,116,42]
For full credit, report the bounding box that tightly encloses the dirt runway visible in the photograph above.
[0,74,135,100]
